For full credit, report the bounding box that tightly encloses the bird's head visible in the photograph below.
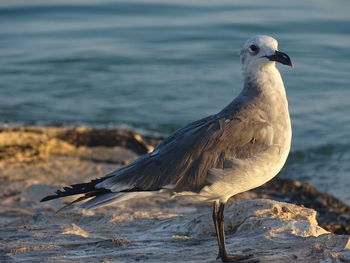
[240,35,292,76]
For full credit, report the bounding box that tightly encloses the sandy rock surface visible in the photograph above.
[1,126,350,262]
[1,195,350,263]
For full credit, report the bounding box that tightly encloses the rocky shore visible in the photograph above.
[0,126,349,262]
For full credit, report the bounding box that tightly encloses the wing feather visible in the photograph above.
[42,95,276,208]
[97,100,274,193]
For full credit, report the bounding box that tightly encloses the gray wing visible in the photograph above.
[41,97,275,208]
[97,101,274,193]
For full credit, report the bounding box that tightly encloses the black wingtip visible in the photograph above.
[40,188,71,202]
[40,195,59,202]
[40,175,114,204]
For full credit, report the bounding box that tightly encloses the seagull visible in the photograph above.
[41,35,292,262]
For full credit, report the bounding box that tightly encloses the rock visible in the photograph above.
[183,199,350,262]
[2,196,349,263]
[149,199,350,262]
[253,178,350,235]
[0,126,158,164]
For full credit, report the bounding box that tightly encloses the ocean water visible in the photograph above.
[1,0,350,202]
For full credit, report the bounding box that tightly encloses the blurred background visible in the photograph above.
[0,0,349,202]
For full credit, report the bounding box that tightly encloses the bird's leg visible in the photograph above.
[215,202,253,263]
[217,202,230,261]
[213,201,231,261]
[212,201,223,259]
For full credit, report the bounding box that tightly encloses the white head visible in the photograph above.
[240,35,292,76]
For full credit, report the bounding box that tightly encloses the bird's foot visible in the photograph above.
[217,253,258,263]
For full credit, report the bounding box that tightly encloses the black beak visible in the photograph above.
[265,51,292,67]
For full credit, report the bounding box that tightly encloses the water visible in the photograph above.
[1,0,350,202]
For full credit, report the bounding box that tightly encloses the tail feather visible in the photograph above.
[40,175,160,211]
[40,177,112,202]
[80,191,159,210]
[80,192,124,209]
[55,195,93,213]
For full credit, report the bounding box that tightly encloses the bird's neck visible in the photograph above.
[242,64,286,98]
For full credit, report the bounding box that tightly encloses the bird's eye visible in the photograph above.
[249,44,259,54]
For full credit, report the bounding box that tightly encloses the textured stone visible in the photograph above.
[180,199,350,262]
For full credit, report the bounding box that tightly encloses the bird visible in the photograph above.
[41,35,292,262]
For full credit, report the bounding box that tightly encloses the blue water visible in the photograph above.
[1,0,350,202]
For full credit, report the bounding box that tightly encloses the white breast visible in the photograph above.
[198,68,292,203]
